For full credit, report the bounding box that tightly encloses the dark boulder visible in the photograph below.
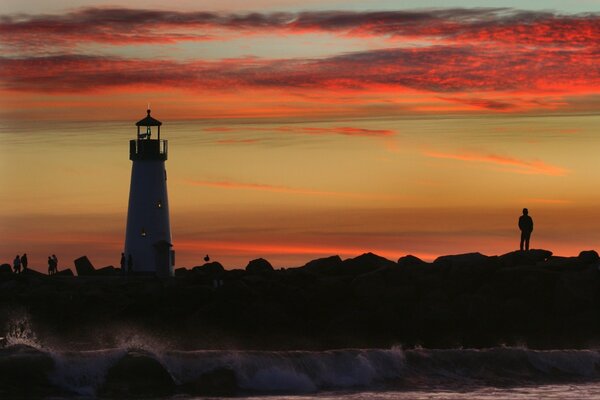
[95,266,118,276]
[499,249,552,267]
[21,268,47,279]
[54,268,74,277]
[174,267,189,277]
[351,269,387,299]
[0,264,11,275]
[183,368,237,396]
[338,253,396,275]
[246,258,274,274]
[578,250,599,265]
[301,255,342,273]
[74,256,96,276]
[100,351,175,397]
[397,255,428,267]
[542,256,580,271]
[225,269,247,279]
[434,252,489,268]
[555,266,599,314]
[193,262,225,275]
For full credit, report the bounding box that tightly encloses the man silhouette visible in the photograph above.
[13,255,21,274]
[519,208,534,251]
[51,254,58,273]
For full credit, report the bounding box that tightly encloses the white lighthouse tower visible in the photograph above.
[124,109,174,277]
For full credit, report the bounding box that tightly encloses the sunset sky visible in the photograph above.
[1,0,600,271]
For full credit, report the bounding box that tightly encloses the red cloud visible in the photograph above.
[424,150,568,176]
[1,8,599,48]
[1,45,598,97]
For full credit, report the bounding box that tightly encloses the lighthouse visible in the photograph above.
[124,109,174,277]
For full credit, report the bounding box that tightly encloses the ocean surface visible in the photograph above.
[4,332,600,399]
[1,318,599,399]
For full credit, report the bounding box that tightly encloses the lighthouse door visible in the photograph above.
[153,240,172,277]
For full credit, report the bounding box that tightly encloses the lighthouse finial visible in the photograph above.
[147,103,151,116]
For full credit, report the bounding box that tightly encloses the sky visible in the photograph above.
[1,1,600,271]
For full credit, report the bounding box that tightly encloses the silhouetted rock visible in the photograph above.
[578,250,599,265]
[351,269,387,298]
[434,252,489,268]
[246,258,273,274]
[301,255,342,273]
[100,351,175,398]
[397,255,427,267]
[339,253,396,275]
[54,268,74,277]
[95,266,118,276]
[555,266,598,313]
[184,368,237,396]
[3,249,600,351]
[193,261,225,275]
[0,264,11,275]
[175,267,189,277]
[74,256,95,276]
[499,249,552,267]
[543,256,580,270]
[21,268,47,279]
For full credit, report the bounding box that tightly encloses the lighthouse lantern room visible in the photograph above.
[124,109,174,277]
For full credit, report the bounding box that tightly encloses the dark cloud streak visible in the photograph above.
[1,7,599,48]
[1,46,598,95]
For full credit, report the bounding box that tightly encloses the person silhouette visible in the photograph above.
[127,254,133,274]
[519,208,534,251]
[120,253,126,271]
[48,256,54,275]
[20,253,28,270]
[13,255,21,274]
[52,254,58,273]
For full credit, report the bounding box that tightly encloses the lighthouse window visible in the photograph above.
[157,200,162,208]
[141,228,146,237]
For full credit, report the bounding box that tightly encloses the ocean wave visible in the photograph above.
[1,343,600,397]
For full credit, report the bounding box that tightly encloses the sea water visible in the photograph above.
[4,342,600,398]
[3,317,600,398]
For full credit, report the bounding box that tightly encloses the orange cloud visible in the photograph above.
[424,150,569,176]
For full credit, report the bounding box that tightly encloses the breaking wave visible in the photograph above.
[2,343,600,397]
[2,319,600,397]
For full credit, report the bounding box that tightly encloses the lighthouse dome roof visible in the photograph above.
[136,109,162,126]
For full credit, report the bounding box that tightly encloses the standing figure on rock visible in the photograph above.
[518,208,534,251]
[13,255,21,274]
[48,256,54,275]
[20,253,28,271]
[52,254,58,273]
